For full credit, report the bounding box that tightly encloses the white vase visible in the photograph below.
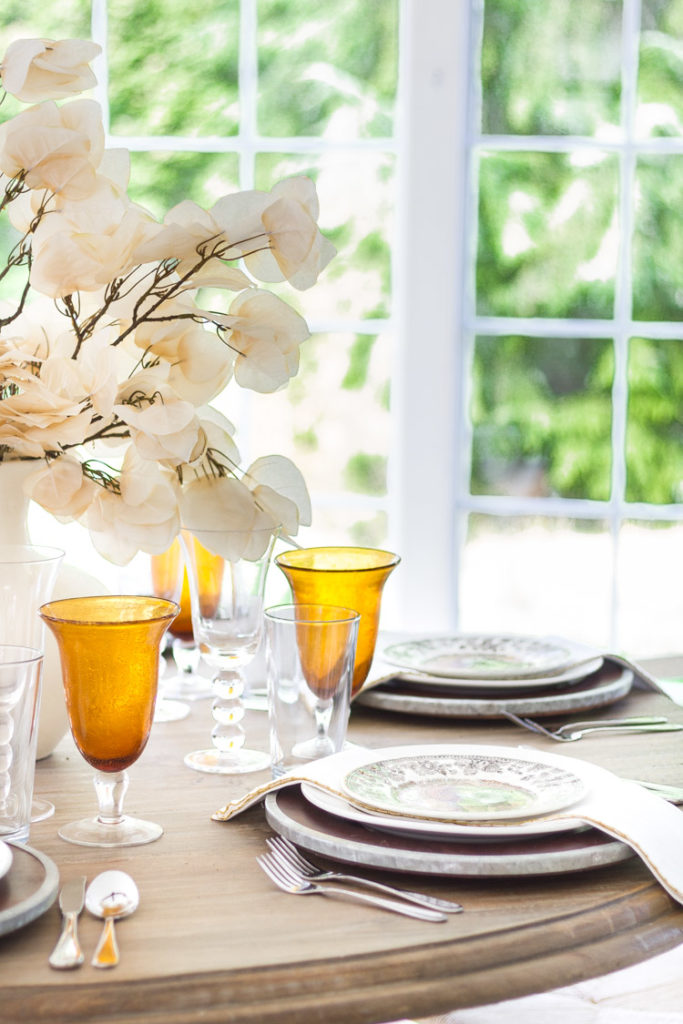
[0,460,109,759]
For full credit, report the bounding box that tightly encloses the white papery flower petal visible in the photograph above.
[26,455,97,518]
[245,454,312,527]
[240,177,336,290]
[193,408,240,467]
[0,99,104,200]
[1,38,100,102]
[250,483,298,536]
[180,475,256,533]
[227,289,309,393]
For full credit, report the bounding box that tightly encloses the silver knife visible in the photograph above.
[49,875,86,970]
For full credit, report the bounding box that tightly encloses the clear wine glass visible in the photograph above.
[180,526,277,775]
[40,595,178,847]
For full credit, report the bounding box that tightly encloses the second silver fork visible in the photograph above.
[267,835,463,913]
[502,711,677,742]
[257,852,447,922]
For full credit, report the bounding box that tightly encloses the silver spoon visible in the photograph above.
[85,871,139,969]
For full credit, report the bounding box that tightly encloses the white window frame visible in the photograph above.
[395,0,683,644]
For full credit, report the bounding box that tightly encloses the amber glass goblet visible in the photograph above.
[275,547,400,697]
[39,595,178,847]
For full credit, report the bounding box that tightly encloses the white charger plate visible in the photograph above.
[373,656,604,693]
[340,747,587,822]
[301,781,583,840]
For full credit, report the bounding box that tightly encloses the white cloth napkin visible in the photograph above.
[554,768,683,905]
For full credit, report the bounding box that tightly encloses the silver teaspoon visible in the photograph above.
[85,871,139,969]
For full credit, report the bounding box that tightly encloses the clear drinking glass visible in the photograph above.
[265,604,359,777]
[0,645,44,841]
[181,527,277,775]
[40,595,178,847]
[275,547,400,697]
[0,544,64,823]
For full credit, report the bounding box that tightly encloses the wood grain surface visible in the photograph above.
[1,658,682,1024]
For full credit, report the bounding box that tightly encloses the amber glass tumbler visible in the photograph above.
[40,595,178,847]
[275,547,400,697]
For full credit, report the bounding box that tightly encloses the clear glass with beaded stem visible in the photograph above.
[180,526,278,775]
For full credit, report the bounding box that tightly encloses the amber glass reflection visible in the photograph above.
[275,547,399,696]
[151,539,193,640]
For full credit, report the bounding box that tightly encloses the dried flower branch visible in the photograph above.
[0,36,332,562]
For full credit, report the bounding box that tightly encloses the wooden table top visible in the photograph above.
[2,657,683,1024]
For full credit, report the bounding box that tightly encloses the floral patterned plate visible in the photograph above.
[382,634,579,680]
[341,747,587,822]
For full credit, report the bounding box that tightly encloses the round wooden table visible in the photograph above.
[2,660,683,1024]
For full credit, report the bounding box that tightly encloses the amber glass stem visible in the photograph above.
[93,771,129,827]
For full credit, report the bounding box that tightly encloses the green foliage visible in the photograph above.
[294,427,318,452]
[257,0,398,138]
[342,335,375,389]
[0,0,90,46]
[632,157,683,321]
[481,0,622,136]
[350,512,387,547]
[471,336,614,501]
[107,0,240,136]
[477,151,617,319]
[343,453,387,496]
[127,152,240,217]
[626,339,683,503]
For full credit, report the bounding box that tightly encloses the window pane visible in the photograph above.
[257,0,398,139]
[626,338,683,504]
[127,152,240,218]
[471,336,614,501]
[481,0,622,137]
[632,156,683,322]
[637,0,683,138]
[256,153,395,321]
[239,330,393,498]
[295,506,389,550]
[476,151,617,318]
[108,0,240,136]
[0,1,90,47]
[460,515,613,646]
[617,521,683,655]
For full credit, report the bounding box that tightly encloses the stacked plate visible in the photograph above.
[0,841,59,936]
[355,633,634,718]
[264,743,635,879]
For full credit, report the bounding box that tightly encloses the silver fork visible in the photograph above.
[257,853,447,922]
[502,711,680,742]
[267,836,463,914]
